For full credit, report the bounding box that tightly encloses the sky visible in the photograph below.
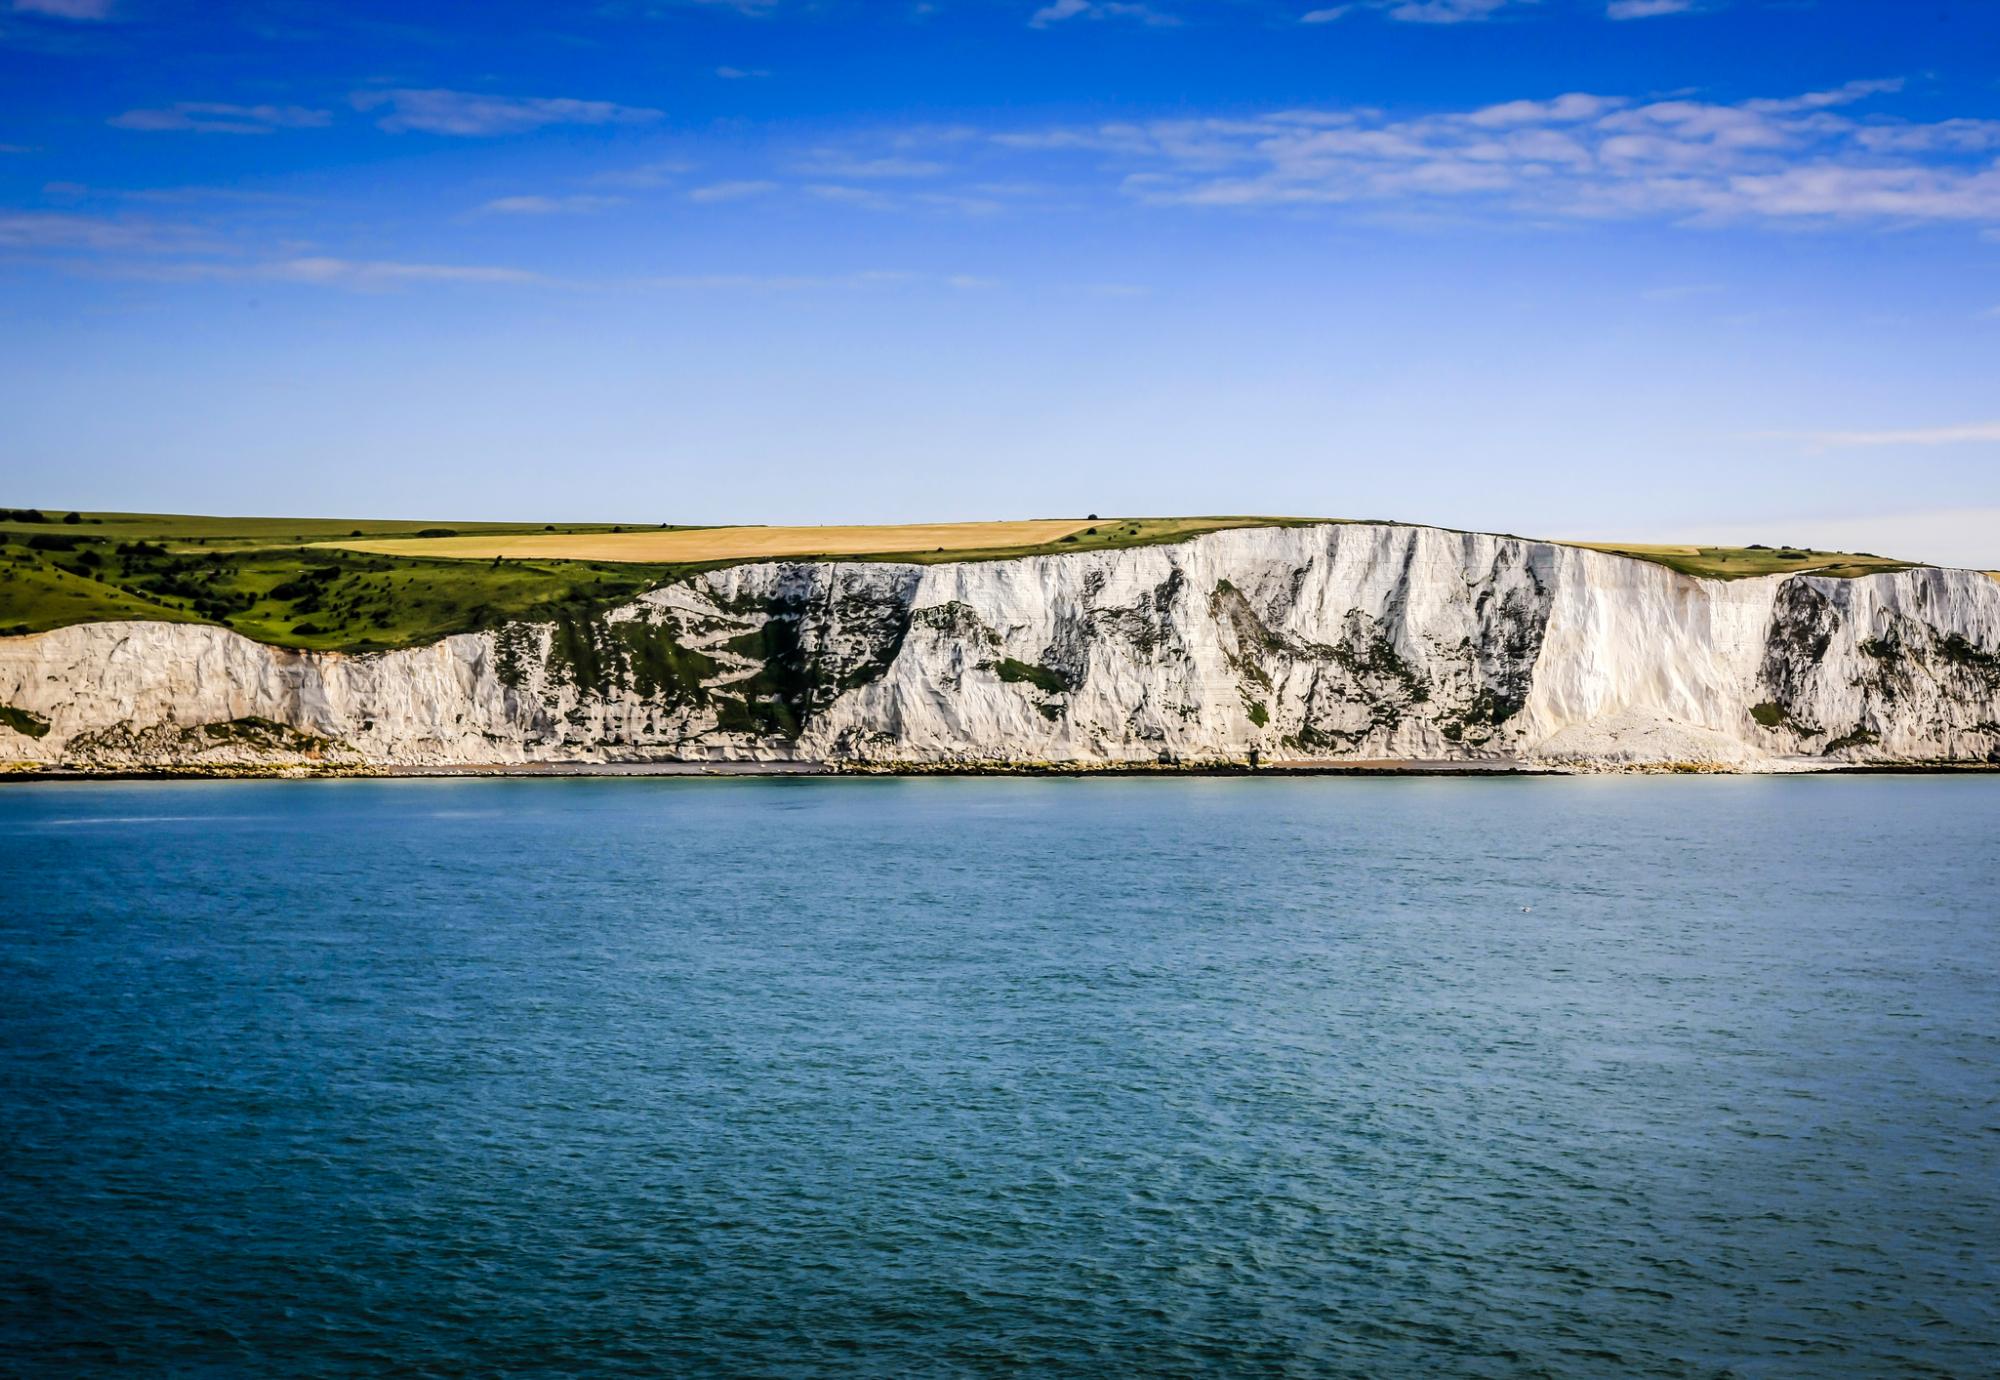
[3,0,1998,566]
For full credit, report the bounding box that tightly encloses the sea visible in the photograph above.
[2,775,1995,1377]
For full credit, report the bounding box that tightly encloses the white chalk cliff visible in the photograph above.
[3,523,1997,772]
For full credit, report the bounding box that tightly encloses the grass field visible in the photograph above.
[0,509,686,650]
[0,506,1948,651]
[1571,541,1916,581]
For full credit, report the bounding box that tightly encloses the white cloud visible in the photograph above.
[715,66,770,79]
[1299,5,1351,19]
[1466,92,1622,127]
[351,89,662,137]
[1606,0,1695,17]
[0,210,214,254]
[256,257,547,288]
[1029,0,1177,27]
[109,102,331,135]
[477,194,625,215]
[113,258,551,290]
[1854,119,2000,154]
[992,79,2000,229]
[10,0,115,18]
[688,179,778,202]
[1385,0,1519,23]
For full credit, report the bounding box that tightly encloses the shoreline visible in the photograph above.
[4,758,1997,784]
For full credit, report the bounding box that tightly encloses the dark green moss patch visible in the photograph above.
[996,658,1073,695]
[1750,702,1789,729]
[0,704,51,739]
[196,717,330,752]
[1822,727,1880,755]
[1936,633,2000,677]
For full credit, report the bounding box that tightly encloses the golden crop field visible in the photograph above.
[331,519,1106,564]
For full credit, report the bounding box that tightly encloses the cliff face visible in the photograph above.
[3,523,1997,772]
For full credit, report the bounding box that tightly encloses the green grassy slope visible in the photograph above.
[0,509,693,651]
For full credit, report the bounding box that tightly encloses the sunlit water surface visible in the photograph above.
[2,776,1996,1377]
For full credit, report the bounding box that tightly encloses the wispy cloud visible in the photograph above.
[688,179,778,202]
[638,269,908,290]
[1384,0,1520,23]
[1029,0,1178,29]
[1638,282,1722,301]
[794,153,947,179]
[593,158,694,190]
[0,210,216,254]
[351,88,662,137]
[806,183,898,209]
[101,256,554,290]
[256,257,549,289]
[10,0,116,19]
[1606,0,1698,16]
[1299,6,1351,20]
[1791,421,2000,448]
[715,66,770,79]
[109,102,332,135]
[992,79,2000,228]
[634,268,985,292]
[477,194,625,215]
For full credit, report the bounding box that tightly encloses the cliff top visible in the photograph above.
[0,508,1933,652]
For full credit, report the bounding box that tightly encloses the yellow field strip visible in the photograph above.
[1572,542,1704,556]
[328,520,1098,564]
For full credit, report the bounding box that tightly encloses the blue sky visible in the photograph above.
[4,0,1998,565]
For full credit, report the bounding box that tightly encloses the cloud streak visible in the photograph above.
[688,179,778,202]
[0,210,216,253]
[477,194,625,215]
[110,102,331,134]
[1384,0,1520,23]
[1606,0,1698,17]
[1793,422,2000,448]
[992,79,2000,227]
[1029,1,1178,28]
[10,0,115,19]
[351,89,662,137]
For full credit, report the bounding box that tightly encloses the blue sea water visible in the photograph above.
[1,775,1996,1378]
